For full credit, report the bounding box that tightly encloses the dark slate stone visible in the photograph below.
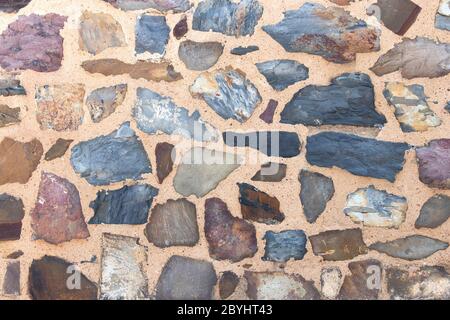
[219,271,239,299]
[306,132,410,182]
[262,230,307,262]
[281,73,386,127]
[256,60,309,91]
[223,131,301,158]
[6,250,23,259]
[44,138,73,161]
[0,77,26,96]
[251,162,286,182]
[369,0,421,35]
[0,0,31,13]
[259,99,278,124]
[135,15,170,55]
[416,195,450,229]
[0,193,24,241]
[155,142,175,184]
[231,45,259,55]
[299,170,335,223]
[173,15,188,39]
[70,122,152,186]
[192,0,264,37]
[445,101,450,113]
[2,261,20,295]
[89,184,158,225]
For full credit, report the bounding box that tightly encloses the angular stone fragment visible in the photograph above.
[306,132,410,182]
[321,267,343,300]
[100,233,148,300]
[387,265,450,299]
[82,59,182,82]
[190,67,262,122]
[415,195,450,229]
[155,142,174,184]
[368,0,421,35]
[299,170,334,223]
[337,259,381,300]
[219,271,239,300]
[104,0,192,12]
[370,235,448,260]
[251,162,286,182]
[256,60,309,91]
[239,183,285,224]
[263,230,307,263]
[134,88,218,142]
[89,184,158,225]
[6,250,23,259]
[79,11,126,55]
[231,46,259,55]
[383,82,441,132]
[173,15,188,39]
[173,147,241,197]
[0,138,43,185]
[0,76,26,96]
[86,84,127,123]
[192,0,263,37]
[371,37,450,79]
[344,185,407,228]
[0,0,31,12]
[0,105,20,128]
[2,261,20,296]
[281,73,386,127]
[156,255,217,300]
[44,138,73,161]
[35,84,85,132]
[71,122,151,186]
[135,15,170,56]
[31,172,89,244]
[29,256,98,300]
[205,198,257,262]
[329,0,355,4]
[309,228,368,261]
[223,131,301,158]
[245,271,320,300]
[179,40,224,71]
[259,99,278,124]
[436,0,450,31]
[416,139,450,189]
[145,199,199,247]
[0,194,24,241]
[263,3,380,63]
[446,101,450,113]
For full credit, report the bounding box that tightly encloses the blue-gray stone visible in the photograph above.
[133,88,218,142]
[0,78,26,96]
[263,230,307,262]
[178,40,224,71]
[281,73,386,127]
[104,0,192,12]
[135,15,170,55]
[299,170,334,223]
[436,2,450,31]
[256,60,309,91]
[89,184,158,225]
[445,101,450,113]
[231,45,259,55]
[192,0,263,37]
[70,122,152,186]
[306,132,410,182]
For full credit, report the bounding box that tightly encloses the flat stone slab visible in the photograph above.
[369,0,421,35]
[0,105,20,128]
[337,259,382,300]
[135,15,170,56]
[104,0,192,12]
[0,194,24,241]
[179,40,224,71]
[0,75,26,96]
[231,46,259,55]
[155,142,175,184]
[321,267,343,300]
[251,162,286,182]
[262,230,307,263]
[2,261,20,296]
[86,84,127,123]
[256,60,309,91]
[415,194,450,229]
[416,139,450,189]
[45,138,73,161]
[0,0,31,12]
[219,271,239,299]
[436,0,450,31]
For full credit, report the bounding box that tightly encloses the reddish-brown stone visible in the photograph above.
[416,139,450,189]
[259,99,278,124]
[0,193,24,241]
[155,142,174,184]
[337,259,382,300]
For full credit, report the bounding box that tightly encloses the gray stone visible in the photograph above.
[2,261,20,296]
[263,230,307,262]
[86,84,127,123]
[436,0,450,31]
[0,193,24,242]
[445,101,450,113]
[104,0,192,12]
[337,259,382,300]
[219,271,239,299]
[0,76,26,96]
[256,60,309,91]
[179,40,224,71]
[231,46,259,55]
[415,195,450,229]
[135,15,170,56]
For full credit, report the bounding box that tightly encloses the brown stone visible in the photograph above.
[0,105,20,127]
[337,259,382,300]
[6,250,23,259]
[416,139,450,189]
[219,271,239,300]
[259,99,278,124]
[173,15,188,39]
[2,261,20,295]
[31,172,90,244]
[44,138,74,161]
[0,137,43,185]
[0,193,24,241]
[368,0,421,35]
[205,198,257,262]
[251,162,286,182]
[86,84,127,123]
[155,142,174,184]
[35,84,85,132]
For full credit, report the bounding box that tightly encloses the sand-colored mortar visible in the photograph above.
[0,0,449,300]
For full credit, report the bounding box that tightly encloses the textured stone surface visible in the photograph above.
[31,172,89,244]
[306,132,410,182]
[231,46,259,55]
[446,101,450,113]
[135,15,170,56]
[263,3,380,63]
[251,162,286,182]
[205,198,257,262]
[134,88,218,142]
[145,198,199,248]
[223,131,301,158]
[299,170,335,223]
[337,259,382,300]
[256,60,309,91]
[71,122,151,186]
[173,15,188,39]
[321,267,343,300]
[383,82,441,132]
[100,233,148,300]
[44,138,73,161]
[344,185,407,228]
[192,0,263,37]
[281,73,386,127]
[29,255,98,300]
[104,0,191,12]
[239,183,285,224]
[2,261,20,295]
[35,84,85,132]
[436,0,450,31]
[0,14,67,72]
[0,0,31,12]
[79,11,126,55]
[0,138,43,185]
[219,271,239,299]
[156,255,217,300]
[0,194,24,241]
[415,195,450,229]
[0,105,20,128]
[259,99,278,124]
[371,37,450,79]
[173,147,241,197]
[263,230,307,262]
[155,142,174,184]
[416,139,450,189]
[0,76,26,96]
[245,271,320,300]
[179,40,224,71]
[82,59,182,82]
[190,67,262,122]
[369,0,421,35]
[309,228,368,261]
[89,184,158,225]
[370,235,449,260]
[86,84,127,123]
